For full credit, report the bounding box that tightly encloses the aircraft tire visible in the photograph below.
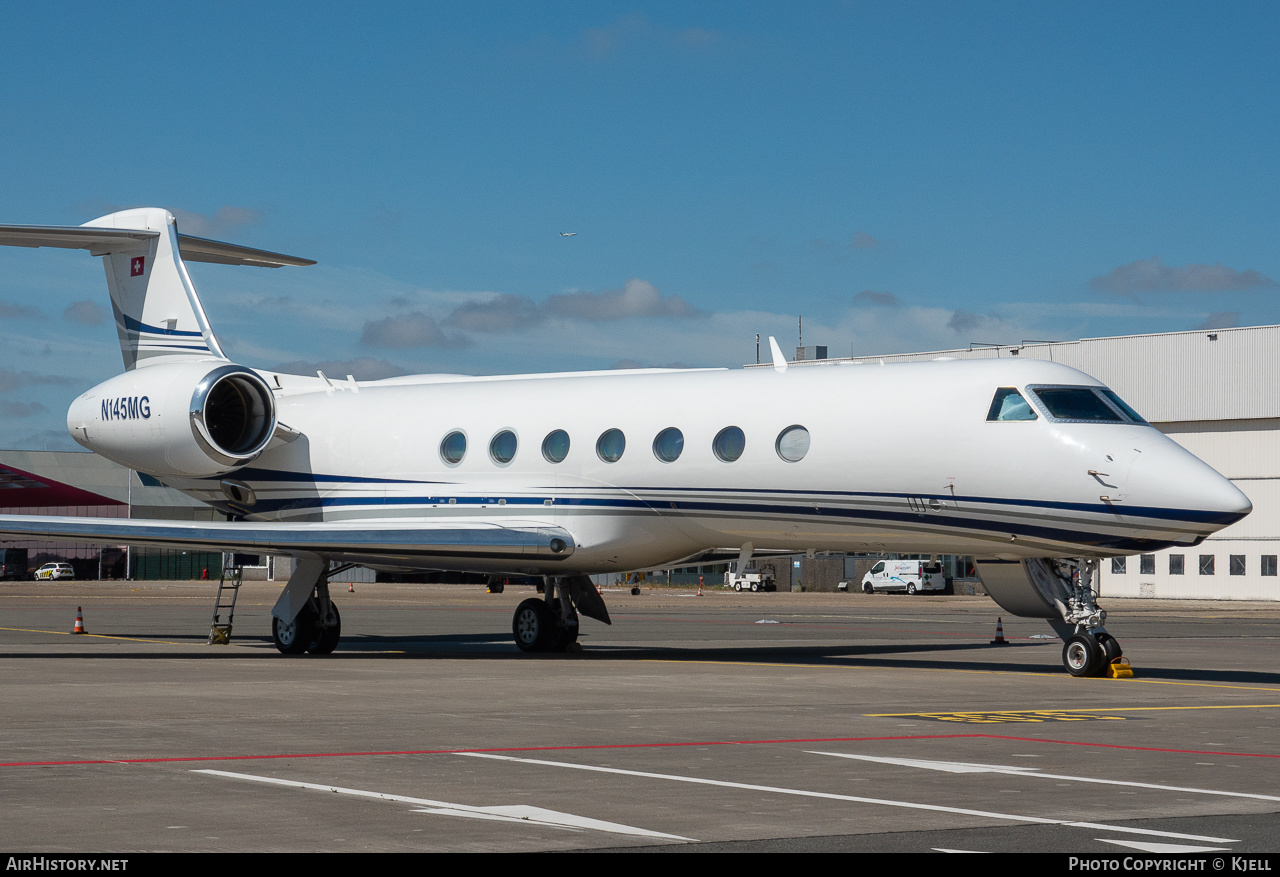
[1096,632,1122,665]
[307,603,341,655]
[1062,633,1102,677]
[551,612,579,652]
[273,607,315,655]
[513,598,556,652]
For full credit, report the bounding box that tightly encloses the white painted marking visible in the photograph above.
[459,752,1238,844]
[755,619,780,624]
[192,769,693,841]
[810,750,1280,804]
[933,848,990,853]
[811,753,1040,774]
[1097,839,1232,854]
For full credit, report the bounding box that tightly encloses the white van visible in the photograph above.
[855,560,946,595]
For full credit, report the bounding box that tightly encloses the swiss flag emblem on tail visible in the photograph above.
[130,257,145,276]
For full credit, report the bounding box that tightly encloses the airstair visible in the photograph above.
[208,552,248,644]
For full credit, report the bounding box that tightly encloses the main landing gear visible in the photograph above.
[272,595,341,655]
[271,556,345,655]
[512,575,611,653]
[1051,558,1124,677]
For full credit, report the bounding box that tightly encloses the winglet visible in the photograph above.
[768,336,788,373]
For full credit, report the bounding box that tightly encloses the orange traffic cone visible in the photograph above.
[348,581,355,593]
[990,617,1008,645]
[72,606,87,634]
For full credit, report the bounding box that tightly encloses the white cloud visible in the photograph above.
[444,294,545,332]
[853,290,899,307]
[546,279,708,321]
[171,207,262,238]
[62,300,106,326]
[361,312,471,349]
[582,14,725,58]
[1090,257,1277,293]
[0,300,45,319]
[272,357,408,381]
[1196,311,1240,330]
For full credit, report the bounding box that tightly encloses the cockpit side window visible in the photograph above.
[986,387,1038,422]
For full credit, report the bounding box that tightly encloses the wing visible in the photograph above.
[0,514,574,568]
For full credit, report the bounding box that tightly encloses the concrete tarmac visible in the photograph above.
[2,580,1280,854]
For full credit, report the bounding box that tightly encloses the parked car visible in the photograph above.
[33,562,75,581]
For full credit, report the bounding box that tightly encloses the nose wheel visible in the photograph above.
[1061,630,1124,677]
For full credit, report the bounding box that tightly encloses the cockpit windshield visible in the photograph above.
[1029,385,1148,424]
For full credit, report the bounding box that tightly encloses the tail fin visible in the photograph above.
[90,208,224,370]
[0,207,314,371]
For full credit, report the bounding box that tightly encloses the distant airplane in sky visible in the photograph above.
[559,232,577,237]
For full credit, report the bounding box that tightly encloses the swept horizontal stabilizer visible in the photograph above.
[0,515,575,565]
[176,234,316,268]
[0,224,158,254]
[0,223,314,267]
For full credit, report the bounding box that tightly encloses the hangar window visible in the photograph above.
[1199,554,1215,576]
[1169,554,1184,576]
[775,425,810,462]
[1140,554,1155,575]
[1230,555,1246,576]
[1262,555,1277,577]
[440,431,467,465]
[713,426,746,462]
[490,430,517,464]
[1110,557,1126,574]
[653,427,684,463]
[986,388,1037,421]
[542,429,570,463]
[596,428,626,463]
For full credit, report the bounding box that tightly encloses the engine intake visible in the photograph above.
[190,365,276,466]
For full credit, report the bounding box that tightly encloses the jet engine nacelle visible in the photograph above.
[67,362,278,478]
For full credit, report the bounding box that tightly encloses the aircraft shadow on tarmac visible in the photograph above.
[14,634,1280,684]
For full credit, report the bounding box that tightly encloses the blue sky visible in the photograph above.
[0,2,1277,449]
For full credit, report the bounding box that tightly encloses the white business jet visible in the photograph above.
[0,208,1252,675]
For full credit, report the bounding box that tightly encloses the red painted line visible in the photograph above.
[4,731,1278,768]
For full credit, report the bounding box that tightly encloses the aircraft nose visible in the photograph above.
[1130,438,1252,527]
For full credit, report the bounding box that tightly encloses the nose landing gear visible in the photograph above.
[1052,559,1125,677]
